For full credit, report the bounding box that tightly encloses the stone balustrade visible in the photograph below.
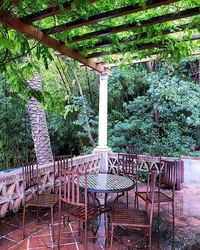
[108,152,185,190]
[1,152,197,218]
[0,154,101,217]
[108,152,163,173]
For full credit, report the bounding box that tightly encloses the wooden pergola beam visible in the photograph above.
[71,7,200,43]
[42,0,178,35]
[104,50,200,68]
[11,0,21,6]
[86,43,164,59]
[20,0,98,24]
[0,10,105,73]
[86,34,200,59]
[77,23,196,51]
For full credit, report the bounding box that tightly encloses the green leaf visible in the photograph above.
[0,37,14,50]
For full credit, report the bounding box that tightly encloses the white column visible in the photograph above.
[93,73,111,173]
[97,73,109,149]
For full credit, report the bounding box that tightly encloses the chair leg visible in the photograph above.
[36,207,39,223]
[134,193,138,209]
[110,225,114,250]
[126,191,129,208]
[84,221,88,250]
[22,205,26,239]
[158,200,160,220]
[144,229,148,246]
[51,206,54,243]
[105,213,109,247]
[57,201,62,249]
[78,220,81,236]
[172,201,175,232]
[149,228,152,250]
[105,193,108,205]
[134,194,136,209]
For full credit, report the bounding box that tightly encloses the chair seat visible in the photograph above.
[63,203,109,221]
[112,208,150,228]
[136,191,173,203]
[26,193,59,207]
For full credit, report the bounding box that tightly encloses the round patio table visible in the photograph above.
[78,173,135,236]
[79,173,135,193]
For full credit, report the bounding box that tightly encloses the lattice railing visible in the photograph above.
[108,152,163,173]
[0,154,100,217]
[108,152,184,191]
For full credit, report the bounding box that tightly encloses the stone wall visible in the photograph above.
[0,154,100,217]
[1,152,199,218]
[109,153,200,189]
[182,158,200,187]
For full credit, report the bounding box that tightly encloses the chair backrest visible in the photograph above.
[22,161,39,192]
[118,153,138,181]
[126,144,140,154]
[161,159,181,193]
[145,170,157,225]
[60,168,88,216]
[54,155,72,175]
[54,155,73,192]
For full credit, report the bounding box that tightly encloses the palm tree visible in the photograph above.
[27,73,53,164]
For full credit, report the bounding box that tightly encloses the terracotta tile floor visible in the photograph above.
[1,185,200,250]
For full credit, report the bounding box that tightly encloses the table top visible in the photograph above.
[79,173,135,193]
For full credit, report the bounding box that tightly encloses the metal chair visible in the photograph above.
[53,154,72,193]
[126,144,140,155]
[135,159,178,230]
[105,153,138,208]
[22,161,59,242]
[118,153,138,180]
[110,170,157,250]
[57,168,109,249]
[116,153,138,207]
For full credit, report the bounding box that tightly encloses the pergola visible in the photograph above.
[0,0,200,170]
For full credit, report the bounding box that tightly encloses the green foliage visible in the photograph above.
[108,62,200,157]
[0,37,14,50]
[35,44,54,70]
[0,77,34,169]
[1,0,200,166]
[0,51,200,169]
[0,0,199,66]
[39,58,99,155]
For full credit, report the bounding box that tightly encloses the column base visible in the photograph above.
[93,147,112,173]
[93,146,111,152]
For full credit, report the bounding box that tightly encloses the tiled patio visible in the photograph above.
[1,184,200,250]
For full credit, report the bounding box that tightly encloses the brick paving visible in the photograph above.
[0,184,200,250]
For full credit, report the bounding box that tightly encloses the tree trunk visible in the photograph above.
[27,73,53,164]
[198,58,200,85]
[69,67,96,148]
[146,62,160,122]
[146,61,153,73]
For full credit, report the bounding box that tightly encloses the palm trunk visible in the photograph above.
[27,73,53,164]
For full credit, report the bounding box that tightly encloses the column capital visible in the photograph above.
[99,72,109,81]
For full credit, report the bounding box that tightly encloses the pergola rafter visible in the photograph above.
[41,0,178,35]
[70,7,200,43]
[104,50,200,68]
[0,0,199,173]
[77,23,197,51]
[86,34,200,59]
[0,0,199,71]
[20,0,98,23]
[0,9,105,73]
